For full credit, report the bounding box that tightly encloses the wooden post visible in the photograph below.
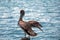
[21,37,30,40]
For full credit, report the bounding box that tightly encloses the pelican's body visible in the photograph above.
[18,10,37,36]
[18,21,37,36]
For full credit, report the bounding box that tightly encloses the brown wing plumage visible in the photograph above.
[28,21,43,32]
[28,21,43,27]
[18,21,37,36]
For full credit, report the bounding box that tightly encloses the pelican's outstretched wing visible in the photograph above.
[28,21,43,32]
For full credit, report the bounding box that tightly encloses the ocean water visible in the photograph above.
[0,0,60,40]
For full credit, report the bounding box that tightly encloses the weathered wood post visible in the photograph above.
[21,37,30,40]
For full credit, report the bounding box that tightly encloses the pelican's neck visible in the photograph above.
[19,14,24,21]
[19,18,22,21]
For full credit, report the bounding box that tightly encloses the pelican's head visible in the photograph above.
[20,10,25,16]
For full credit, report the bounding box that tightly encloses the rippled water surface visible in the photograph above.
[0,0,60,40]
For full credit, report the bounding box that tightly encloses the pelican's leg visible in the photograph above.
[24,33,30,40]
[28,35,30,40]
[24,32,26,37]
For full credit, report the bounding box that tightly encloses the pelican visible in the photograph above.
[18,10,37,37]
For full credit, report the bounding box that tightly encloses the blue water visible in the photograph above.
[0,0,60,40]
